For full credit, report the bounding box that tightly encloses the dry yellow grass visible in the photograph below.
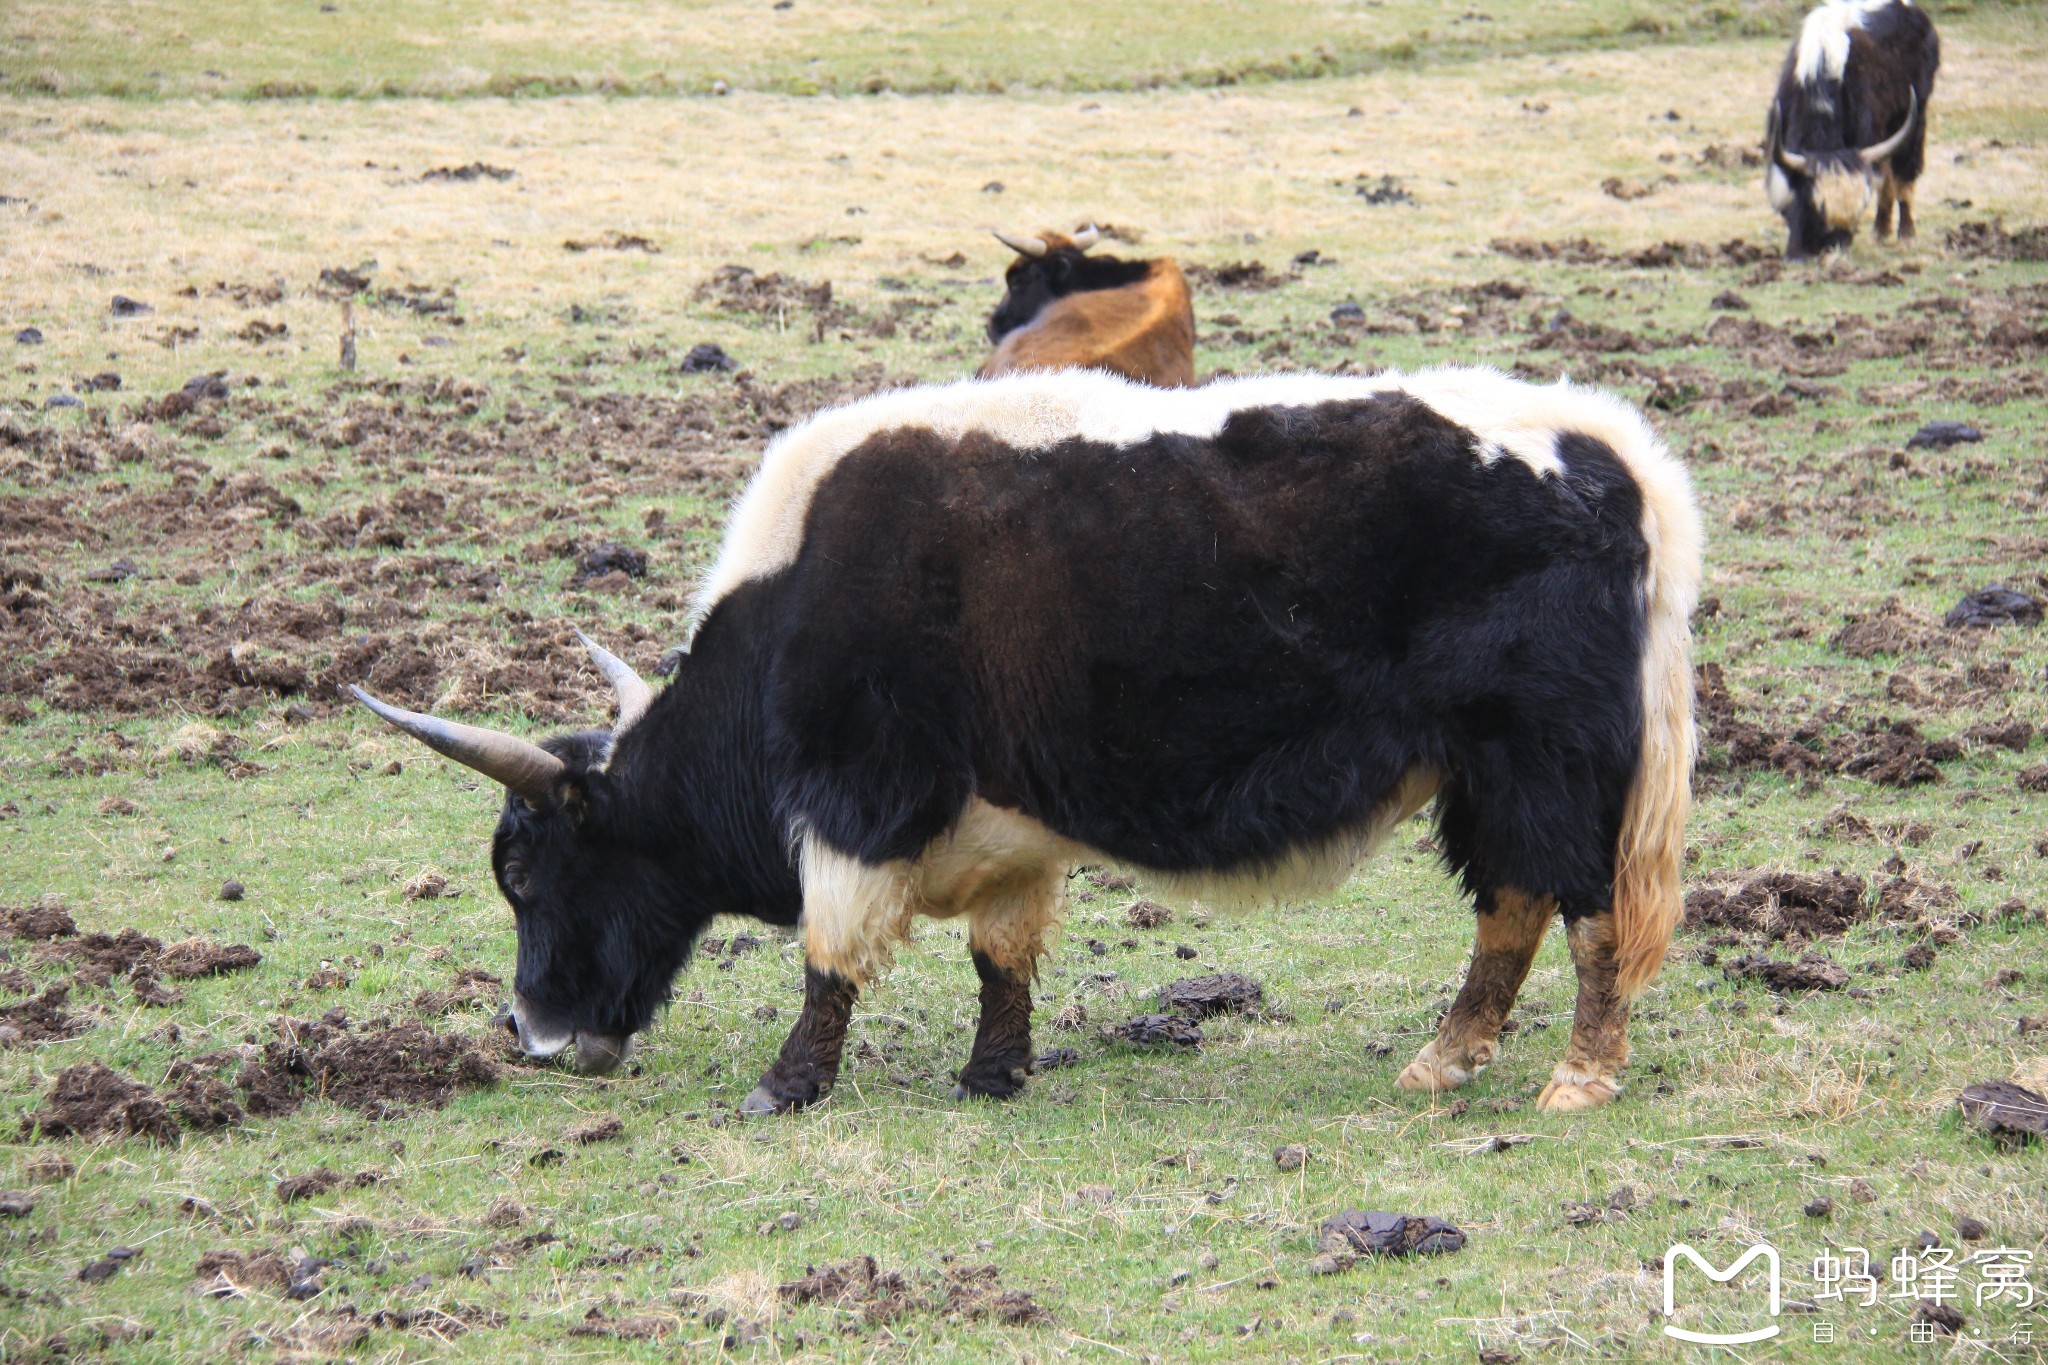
[5,19,2044,399]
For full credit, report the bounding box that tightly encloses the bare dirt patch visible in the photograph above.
[0,901,77,940]
[0,985,94,1045]
[237,1014,501,1119]
[1684,872,1867,941]
[1722,953,1852,992]
[21,1062,179,1143]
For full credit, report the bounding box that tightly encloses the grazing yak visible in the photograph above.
[1766,0,1939,259]
[356,366,1700,1114]
[979,226,1195,388]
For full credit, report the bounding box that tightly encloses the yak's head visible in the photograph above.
[354,634,679,1074]
[1766,91,1917,260]
[986,224,1109,343]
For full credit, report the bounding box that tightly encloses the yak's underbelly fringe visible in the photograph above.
[797,769,1441,982]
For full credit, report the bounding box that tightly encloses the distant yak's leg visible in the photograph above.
[1895,177,1918,243]
[1536,911,1631,1112]
[1398,888,1554,1094]
[954,869,1063,1100]
[1874,173,1898,242]
[741,962,859,1115]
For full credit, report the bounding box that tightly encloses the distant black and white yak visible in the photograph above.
[1767,0,1939,258]
[356,367,1702,1115]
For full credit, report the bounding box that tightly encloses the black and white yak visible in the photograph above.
[1766,0,1939,259]
[355,367,1702,1114]
[980,226,1196,388]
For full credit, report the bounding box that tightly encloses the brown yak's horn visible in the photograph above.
[350,686,565,803]
[1859,88,1916,163]
[575,629,655,734]
[1071,224,1101,251]
[994,230,1048,258]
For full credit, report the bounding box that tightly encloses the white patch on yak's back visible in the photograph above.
[1794,0,1899,87]
[687,364,1697,639]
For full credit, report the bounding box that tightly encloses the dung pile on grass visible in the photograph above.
[779,1257,1050,1327]
[238,1013,501,1120]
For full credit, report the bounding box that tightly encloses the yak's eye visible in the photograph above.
[501,862,533,901]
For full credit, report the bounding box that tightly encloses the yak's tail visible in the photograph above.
[1611,412,1703,1001]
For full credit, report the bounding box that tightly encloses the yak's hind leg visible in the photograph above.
[1398,888,1553,1094]
[1536,911,1631,1111]
[954,864,1065,1100]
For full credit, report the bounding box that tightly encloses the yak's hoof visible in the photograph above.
[740,1074,824,1115]
[1536,1073,1620,1112]
[1395,1039,1490,1094]
[952,1064,1028,1102]
[740,1085,789,1116]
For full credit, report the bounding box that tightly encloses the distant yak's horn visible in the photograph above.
[1859,88,1917,163]
[1071,224,1101,251]
[575,629,655,734]
[1774,143,1811,175]
[350,686,565,803]
[994,230,1048,258]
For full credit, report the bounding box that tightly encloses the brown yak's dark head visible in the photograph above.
[353,633,678,1074]
[986,224,1151,343]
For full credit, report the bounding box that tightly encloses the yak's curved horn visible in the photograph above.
[1859,88,1917,163]
[1071,224,1101,251]
[350,686,565,803]
[1775,142,1811,175]
[575,629,655,734]
[994,230,1048,258]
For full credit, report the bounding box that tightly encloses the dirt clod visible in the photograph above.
[277,1170,342,1203]
[1,985,93,1044]
[568,541,647,586]
[681,343,737,373]
[570,1115,624,1145]
[0,1190,34,1217]
[1958,1080,2048,1143]
[169,1075,244,1132]
[1684,871,1867,940]
[1160,972,1264,1019]
[1107,1014,1203,1048]
[0,901,77,940]
[238,1017,501,1119]
[1273,1144,1308,1172]
[1943,585,2044,630]
[218,880,245,901]
[1904,421,1983,450]
[1318,1209,1467,1258]
[161,938,263,978]
[1124,900,1173,929]
[195,1247,295,1292]
[1912,1300,1966,1336]
[22,1062,178,1143]
[780,1255,913,1323]
[1723,953,1850,992]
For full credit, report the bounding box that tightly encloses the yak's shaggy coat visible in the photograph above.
[368,365,1700,1114]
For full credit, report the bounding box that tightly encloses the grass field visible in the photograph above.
[3,1,2047,1360]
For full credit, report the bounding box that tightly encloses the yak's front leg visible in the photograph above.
[741,963,859,1114]
[953,869,1063,1100]
[1398,888,1554,1095]
[1536,911,1630,1112]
